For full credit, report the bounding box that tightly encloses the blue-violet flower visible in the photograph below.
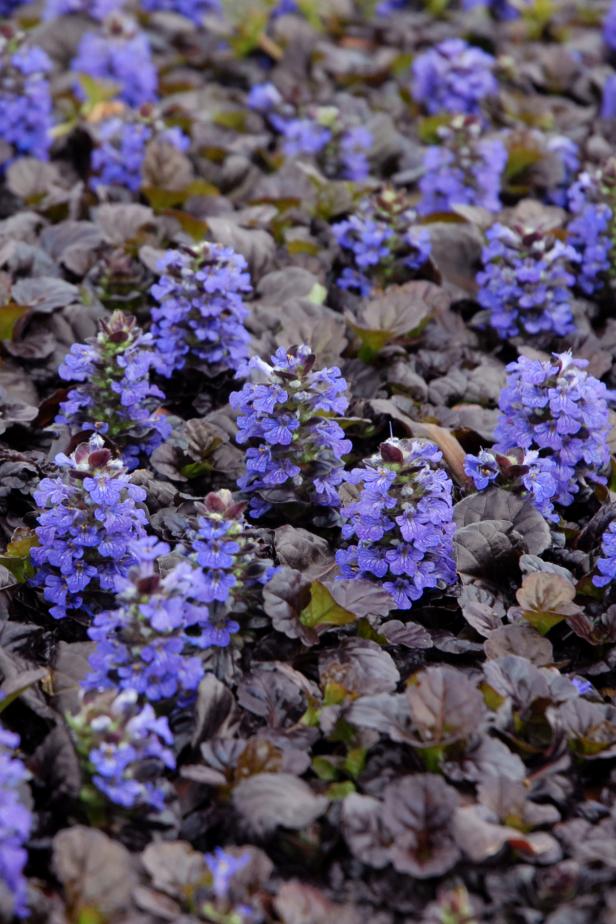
[85,535,237,703]
[150,242,251,378]
[332,189,431,296]
[477,222,578,340]
[418,115,507,215]
[567,169,613,296]
[411,39,498,116]
[229,345,351,518]
[0,33,52,166]
[0,727,30,919]
[90,112,189,193]
[594,520,616,588]
[72,16,157,108]
[336,438,456,610]
[139,0,221,23]
[68,688,174,811]
[56,311,171,470]
[494,352,611,510]
[30,435,148,620]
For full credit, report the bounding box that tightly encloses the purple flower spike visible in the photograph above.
[336,438,456,610]
[30,435,148,620]
[230,345,351,518]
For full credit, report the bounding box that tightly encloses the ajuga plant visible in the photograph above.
[462,0,524,17]
[567,166,614,296]
[476,222,578,340]
[30,435,148,620]
[247,83,373,182]
[594,521,616,588]
[411,38,498,116]
[193,489,275,610]
[331,188,431,296]
[140,0,221,23]
[44,0,123,18]
[56,311,171,470]
[336,439,456,610]
[499,127,579,207]
[491,353,611,514]
[150,242,251,379]
[0,30,52,167]
[464,446,561,521]
[89,110,189,193]
[85,536,238,704]
[0,0,27,14]
[0,727,31,919]
[605,0,616,51]
[71,15,158,108]
[229,345,351,519]
[418,115,507,215]
[67,688,175,811]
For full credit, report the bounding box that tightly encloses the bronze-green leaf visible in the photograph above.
[300,581,356,629]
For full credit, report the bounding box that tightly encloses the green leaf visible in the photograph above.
[286,239,320,256]
[180,460,216,479]
[418,114,452,144]
[504,145,543,187]
[343,747,366,779]
[0,668,47,715]
[213,110,248,131]
[0,303,29,341]
[0,529,38,583]
[521,610,566,636]
[143,179,218,211]
[307,282,327,305]
[77,909,106,924]
[353,327,394,359]
[162,209,210,241]
[76,73,119,107]
[326,781,356,800]
[299,581,356,629]
[312,756,339,781]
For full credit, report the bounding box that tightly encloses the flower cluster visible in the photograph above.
[332,189,431,296]
[476,223,578,340]
[418,115,507,215]
[85,536,237,704]
[336,439,456,610]
[229,345,351,518]
[72,17,157,108]
[56,311,171,470]
[544,135,579,207]
[44,0,123,19]
[68,689,174,811]
[464,447,560,520]
[601,74,616,119]
[494,353,611,511]
[150,242,251,379]
[461,0,523,18]
[594,521,616,588]
[90,113,189,193]
[193,489,275,608]
[247,84,373,182]
[605,0,616,52]
[411,39,498,116]
[280,115,372,182]
[464,448,500,491]
[140,0,221,22]
[0,728,31,919]
[0,0,27,15]
[567,169,613,296]
[0,34,52,167]
[202,848,255,921]
[30,436,148,620]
